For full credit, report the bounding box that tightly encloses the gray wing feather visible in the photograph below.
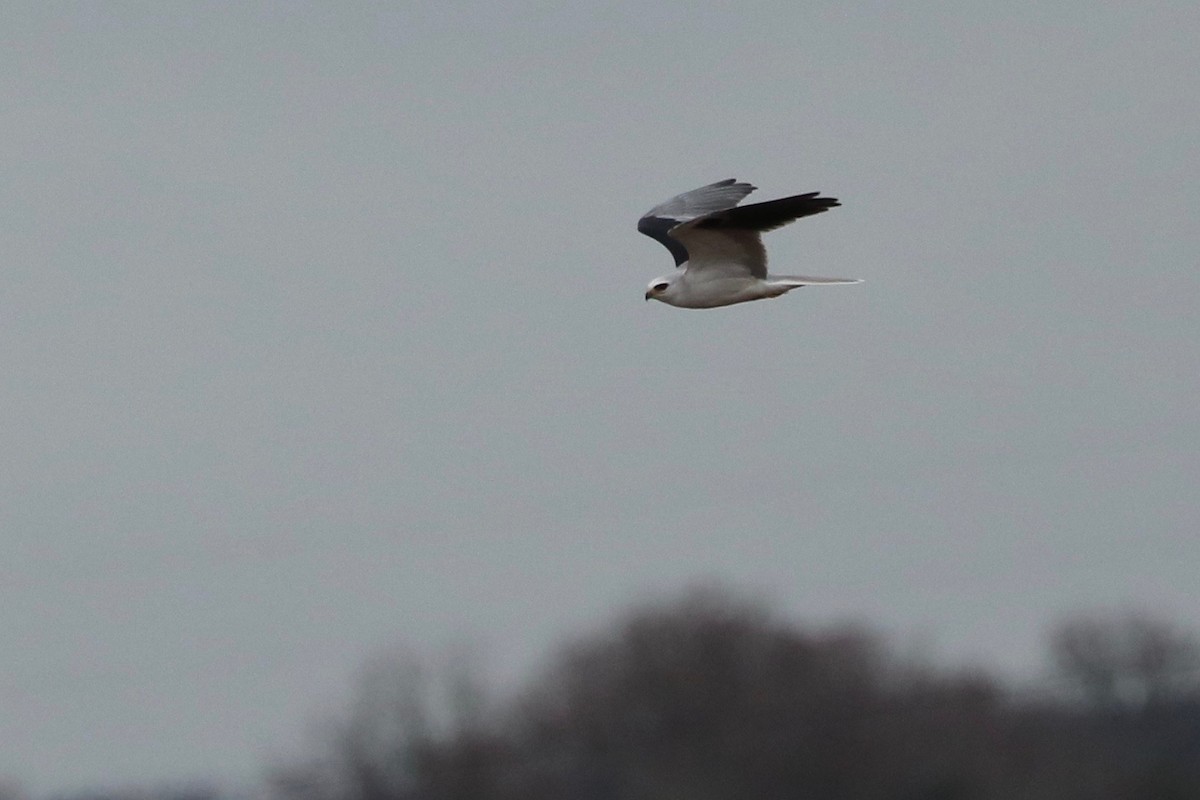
[642,178,757,221]
[638,179,756,266]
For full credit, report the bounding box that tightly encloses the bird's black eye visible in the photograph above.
[653,283,669,292]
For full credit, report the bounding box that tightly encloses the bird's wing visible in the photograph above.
[671,191,840,279]
[637,179,756,267]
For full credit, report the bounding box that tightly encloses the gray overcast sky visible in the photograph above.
[3,2,1198,794]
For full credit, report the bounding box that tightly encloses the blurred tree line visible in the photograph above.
[41,589,1200,800]
[266,589,1200,800]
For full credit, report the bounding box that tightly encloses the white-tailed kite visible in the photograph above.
[639,179,861,309]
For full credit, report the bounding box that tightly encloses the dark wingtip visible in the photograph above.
[797,191,840,207]
[692,190,842,231]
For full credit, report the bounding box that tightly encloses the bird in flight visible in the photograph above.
[639,179,861,309]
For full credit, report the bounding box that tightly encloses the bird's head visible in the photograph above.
[644,275,678,303]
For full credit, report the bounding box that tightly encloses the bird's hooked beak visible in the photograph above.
[644,290,652,301]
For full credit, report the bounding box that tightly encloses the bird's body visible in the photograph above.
[638,179,860,309]
[646,270,844,309]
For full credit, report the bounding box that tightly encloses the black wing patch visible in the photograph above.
[637,215,690,267]
[694,192,840,233]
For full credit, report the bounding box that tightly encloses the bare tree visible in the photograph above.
[1049,612,1200,709]
[270,647,508,800]
[500,587,1008,800]
[268,653,432,800]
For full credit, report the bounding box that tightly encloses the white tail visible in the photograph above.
[769,275,863,287]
